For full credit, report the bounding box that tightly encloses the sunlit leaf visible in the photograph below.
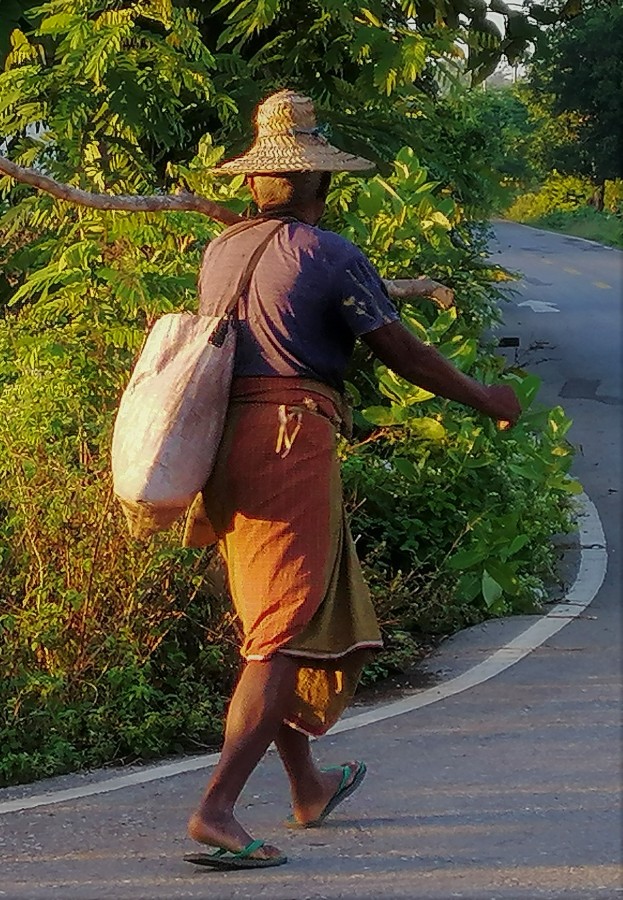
[482,570,503,607]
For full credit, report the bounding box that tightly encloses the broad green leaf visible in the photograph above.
[428,307,457,339]
[464,456,492,469]
[505,534,530,557]
[507,461,543,481]
[375,176,404,205]
[504,372,541,410]
[482,570,503,607]
[555,477,583,494]
[344,380,361,406]
[357,186,384,218]
[487,561,520,594]
[393,457,418,479]
[406,386,436,403]
[428,210,451,228]
[447,547,488,571]
[438,335,477,368]
[455,572,482,603]
[361,405,401,426]
[409,416,446,442]
[402,313,430,342]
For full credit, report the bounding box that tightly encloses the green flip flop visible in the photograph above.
[286,760,367,829]
[184,838,288,870]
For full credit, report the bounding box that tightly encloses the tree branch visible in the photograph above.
[0,156,455,306]
[384,277,455,309]
[0,155,243,225]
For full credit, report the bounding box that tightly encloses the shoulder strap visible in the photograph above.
[208,219,286,347]
[223,219,285,317]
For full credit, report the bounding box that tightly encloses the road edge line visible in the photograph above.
[0,492,607,816]
[498,219,620,253]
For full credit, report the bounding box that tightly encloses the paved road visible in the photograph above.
[1,223,621,900]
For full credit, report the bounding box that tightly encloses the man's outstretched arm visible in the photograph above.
[362,321,521,426]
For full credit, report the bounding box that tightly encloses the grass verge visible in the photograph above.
[523,207,623,249]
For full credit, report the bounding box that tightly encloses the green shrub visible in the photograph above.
[506,170,593,221]
[534,207,623,249]
[0,0,580,784]
[0,144,580,786]
[506,172,623,227]
[604,179,623,214]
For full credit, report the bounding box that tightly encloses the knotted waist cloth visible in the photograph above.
[184,376,382,736]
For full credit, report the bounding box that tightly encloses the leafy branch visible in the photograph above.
[0,155,454,306]
[0,155,243,226]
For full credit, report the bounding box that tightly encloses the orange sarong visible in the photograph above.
[184,376,382,736]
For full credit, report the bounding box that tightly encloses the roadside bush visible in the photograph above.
[604,180,623,214]
[506,170,593,221]
[0,1,581,785]
[506,173,623,247]
[0,142,580,786]
[533,207,623,249]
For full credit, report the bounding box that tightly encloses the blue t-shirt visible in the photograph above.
[198,219,399,390]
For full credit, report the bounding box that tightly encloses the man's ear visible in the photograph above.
[245,175,260,216]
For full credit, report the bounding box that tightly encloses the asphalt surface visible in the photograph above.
[1,222,621,900]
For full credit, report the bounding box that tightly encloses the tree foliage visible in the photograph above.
[0,0,581,785]
[1,0,576,90]
[527,1,623,192]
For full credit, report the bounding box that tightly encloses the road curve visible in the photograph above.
[0,223,621,900]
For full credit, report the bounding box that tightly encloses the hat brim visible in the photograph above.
[214,134,375,174]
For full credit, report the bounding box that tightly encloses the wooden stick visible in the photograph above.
[384,277,455,309]
[0,155,243,225]
[0,155,455,305]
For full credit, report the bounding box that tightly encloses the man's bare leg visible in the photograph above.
[275,723,361,826]
[188,654,298,857]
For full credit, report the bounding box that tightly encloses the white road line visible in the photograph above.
[518,300,560,313]
[330,495,605,733]
[0,493,607,816]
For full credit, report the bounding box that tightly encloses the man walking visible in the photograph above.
[184,90,521,869]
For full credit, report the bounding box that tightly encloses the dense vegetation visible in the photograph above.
[0,0,583,785]
[491,1,623,245]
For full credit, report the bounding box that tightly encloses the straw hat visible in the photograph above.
[216,90,375,174]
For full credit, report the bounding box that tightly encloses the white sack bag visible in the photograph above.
[111,312,235,539]
[111,219,285,540]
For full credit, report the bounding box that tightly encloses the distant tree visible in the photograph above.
[0,0,582,786]
[527,1,623,209]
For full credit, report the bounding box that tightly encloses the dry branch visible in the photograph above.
[384,277,455,309]
[0,155,455,306]
[0,156,243,225]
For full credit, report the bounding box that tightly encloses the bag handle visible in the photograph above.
[208,219,286,347]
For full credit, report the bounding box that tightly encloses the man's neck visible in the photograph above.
[259,206,319,225]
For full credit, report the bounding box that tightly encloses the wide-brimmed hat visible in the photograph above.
[216,90,375,174]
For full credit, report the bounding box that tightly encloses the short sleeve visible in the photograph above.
[337,247,400,337]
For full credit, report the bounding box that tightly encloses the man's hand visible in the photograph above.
[363,322,522,426]
[428,282,455,310]
[480,384,522,429]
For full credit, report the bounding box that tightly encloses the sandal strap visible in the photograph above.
[209,838,265,860]
[236,838,265,859]
[322,762,357,792]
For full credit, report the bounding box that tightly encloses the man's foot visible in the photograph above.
[188,808,283,860]
[289,760,366,827]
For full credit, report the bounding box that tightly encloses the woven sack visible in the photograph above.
[111,219,283,540]
[111,313,235,538]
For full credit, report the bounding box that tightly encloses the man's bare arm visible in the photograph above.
[362,321,521,425]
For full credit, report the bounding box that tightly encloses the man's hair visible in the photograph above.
[249,171,331,211]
